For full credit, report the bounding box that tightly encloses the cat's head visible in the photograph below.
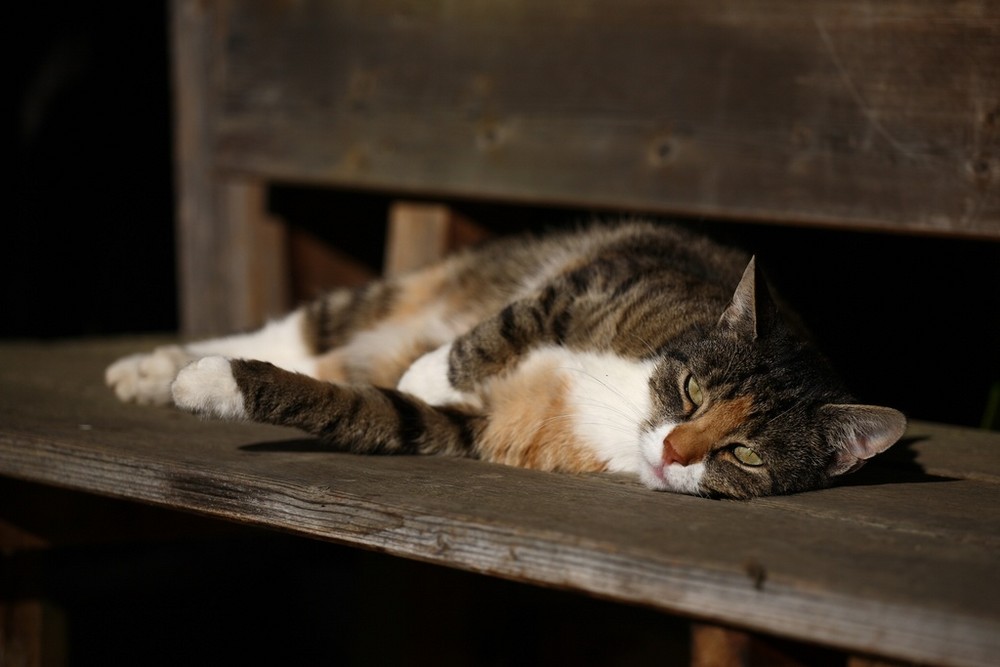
[639,258,906,499]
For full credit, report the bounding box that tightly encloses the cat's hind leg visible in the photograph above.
[105,344,197,405]
[106,309,316,406]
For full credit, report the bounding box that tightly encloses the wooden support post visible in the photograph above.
[384,202,490,276]
[172,0,289,337]
[0,514,64,667]
[691,623,751,667]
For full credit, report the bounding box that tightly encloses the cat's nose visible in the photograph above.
[662,437,690,466]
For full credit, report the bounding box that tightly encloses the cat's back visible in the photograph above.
[445,221,749,306]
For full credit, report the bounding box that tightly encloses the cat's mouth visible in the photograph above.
[638,457,671,491]
[639,448,707,495]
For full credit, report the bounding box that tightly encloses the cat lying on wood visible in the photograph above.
[107,222,905,498]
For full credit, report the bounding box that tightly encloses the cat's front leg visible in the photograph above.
[398,293,562,405]
[171,356,248,419]
[106,345,197,405]
[397,344,482,409]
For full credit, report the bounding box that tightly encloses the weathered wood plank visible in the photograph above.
[172,0,291,338]
[0,338,998,666]
[211,0,999,237]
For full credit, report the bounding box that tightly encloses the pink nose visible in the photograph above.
[662,437,690,466]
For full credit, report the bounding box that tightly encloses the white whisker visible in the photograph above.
[561,366,646,420]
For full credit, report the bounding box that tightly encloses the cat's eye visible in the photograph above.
[732,444,764,467]
[684,374,704,408]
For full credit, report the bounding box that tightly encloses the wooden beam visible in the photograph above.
[213,0,999,237]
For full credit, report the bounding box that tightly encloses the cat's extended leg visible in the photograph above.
[172,356,483,456]
[106,310,315,405]
[106,278,405,405]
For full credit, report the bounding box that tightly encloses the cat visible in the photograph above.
[106,221,906,499]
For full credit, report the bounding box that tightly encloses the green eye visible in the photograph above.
[732,445,764,467]
[684,374,704,408]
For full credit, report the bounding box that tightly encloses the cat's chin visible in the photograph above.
[639,459,706,496]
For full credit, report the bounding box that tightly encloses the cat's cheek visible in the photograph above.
[171,356,248,420]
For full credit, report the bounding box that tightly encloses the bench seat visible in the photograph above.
[1,337,997,666]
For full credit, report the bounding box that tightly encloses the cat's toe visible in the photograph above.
[172,356,247,420]
[106,347,189,406]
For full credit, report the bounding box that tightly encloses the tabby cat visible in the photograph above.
[106,222,905,498]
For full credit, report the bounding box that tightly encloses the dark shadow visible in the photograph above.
[833,436,959,488]
[240,438,343,454]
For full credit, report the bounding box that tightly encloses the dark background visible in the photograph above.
[9,2,998,427]
[7,2,999,663]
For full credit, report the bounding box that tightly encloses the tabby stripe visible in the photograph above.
[499,305,519,344]
[375,387,426,454]
[568,266,593,293]
[612,273,642,299]
[552,309,572,344]
[438,406,481,456]
[539,285,558,317]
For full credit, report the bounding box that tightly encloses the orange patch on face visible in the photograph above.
[477,360,605,474]
[667,396,754,463]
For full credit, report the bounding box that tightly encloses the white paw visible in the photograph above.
[105,345,195,405]
[171,356,247,419]
[397,344,480,408]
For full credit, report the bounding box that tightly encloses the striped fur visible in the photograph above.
[108,222,906,498]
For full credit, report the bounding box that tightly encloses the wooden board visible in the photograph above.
[1,338,998,666]
[207,0,999,237]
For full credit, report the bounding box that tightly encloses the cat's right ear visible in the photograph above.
[821,404,907,476]
[718,257,777,340]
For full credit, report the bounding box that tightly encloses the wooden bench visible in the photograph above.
[3,1,998,664]
[2,339,999,665]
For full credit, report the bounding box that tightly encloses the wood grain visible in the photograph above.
[172,1,292,337]
[211,0,999,237]
[1,338,998,666]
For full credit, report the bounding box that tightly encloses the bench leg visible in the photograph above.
[691,623,751,667]
[385,201,490,276]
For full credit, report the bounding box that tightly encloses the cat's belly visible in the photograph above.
[476,347,655,475]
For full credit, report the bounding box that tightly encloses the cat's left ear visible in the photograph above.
[718,257,777,339]
[821,404,907,476]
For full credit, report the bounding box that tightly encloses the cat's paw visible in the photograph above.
[171,356,247,420]
[105,345,195,405]
[397,344,480,408]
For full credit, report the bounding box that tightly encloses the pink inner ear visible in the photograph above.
[823,404,907,476]
[845,431,882,460]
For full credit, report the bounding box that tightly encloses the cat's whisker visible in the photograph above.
[569,397,639,423]
[624,331,660,359]
[560,367,646,421]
